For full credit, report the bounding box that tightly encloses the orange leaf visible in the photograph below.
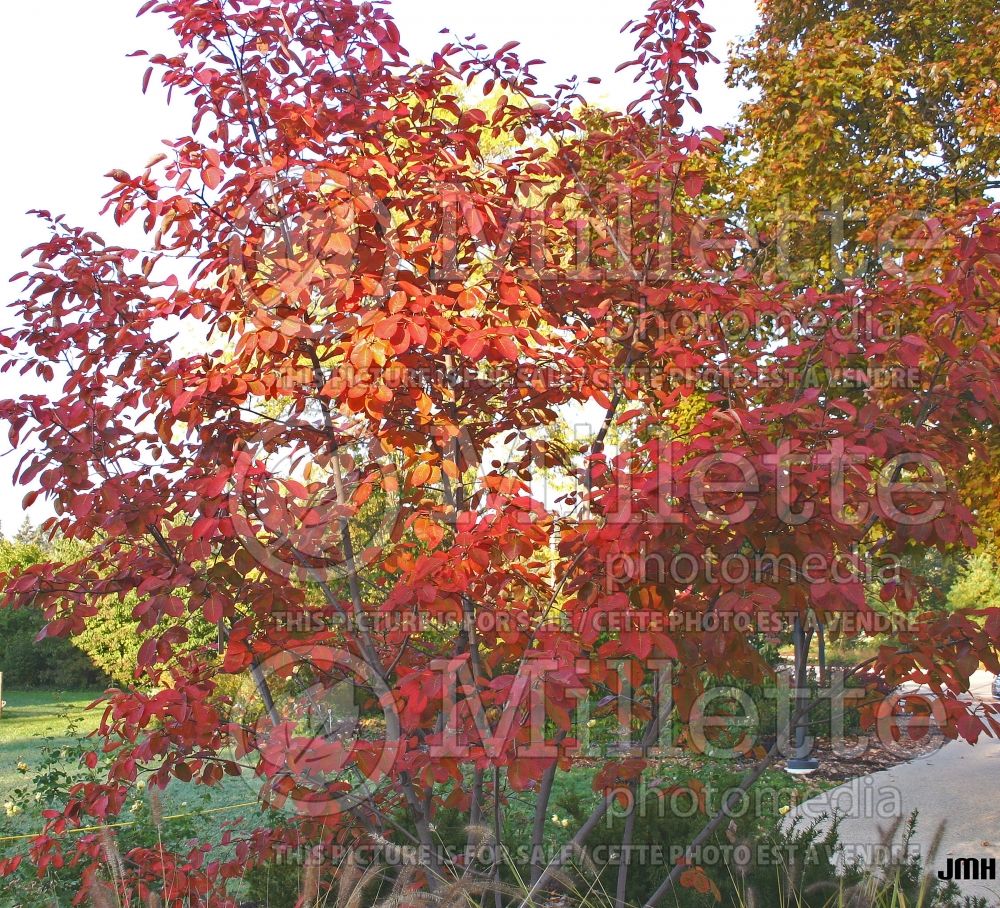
[411,462,434,487]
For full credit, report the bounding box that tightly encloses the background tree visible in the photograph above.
[948,549,1000,612]
[728,0,1000,287]
[719,0,1000,618]
[0,529,105,689]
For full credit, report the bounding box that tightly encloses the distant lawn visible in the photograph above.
[0,689,261,906]
[0,688,104,795]
[0,688,254,840]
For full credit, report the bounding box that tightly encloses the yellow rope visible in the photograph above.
[0,800,260,844]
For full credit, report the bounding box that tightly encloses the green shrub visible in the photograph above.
[0,529,218,688]
[70,589,218,687]
[0,604,105,689]
[947,550,1000,611]
[0,534,107,689]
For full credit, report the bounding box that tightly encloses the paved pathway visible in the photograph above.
[789,671,1000,902]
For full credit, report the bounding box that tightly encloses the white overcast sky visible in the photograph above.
[0,0,759,534]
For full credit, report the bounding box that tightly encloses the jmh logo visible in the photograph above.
[938,857,997,881]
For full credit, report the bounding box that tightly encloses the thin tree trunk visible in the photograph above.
[519,692,672,907]
[817,622,827,686]
[529,760,560,885]
[614,782,639,908]
[470,768,485,830]
[493,767,504,908]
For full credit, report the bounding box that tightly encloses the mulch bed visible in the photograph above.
[779,732,943,785]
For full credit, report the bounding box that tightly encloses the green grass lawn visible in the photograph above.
[0,688,103,797]
[0,688,267,906]
[0,688,255,839]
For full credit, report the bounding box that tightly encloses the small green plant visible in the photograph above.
[730,813,991,908]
